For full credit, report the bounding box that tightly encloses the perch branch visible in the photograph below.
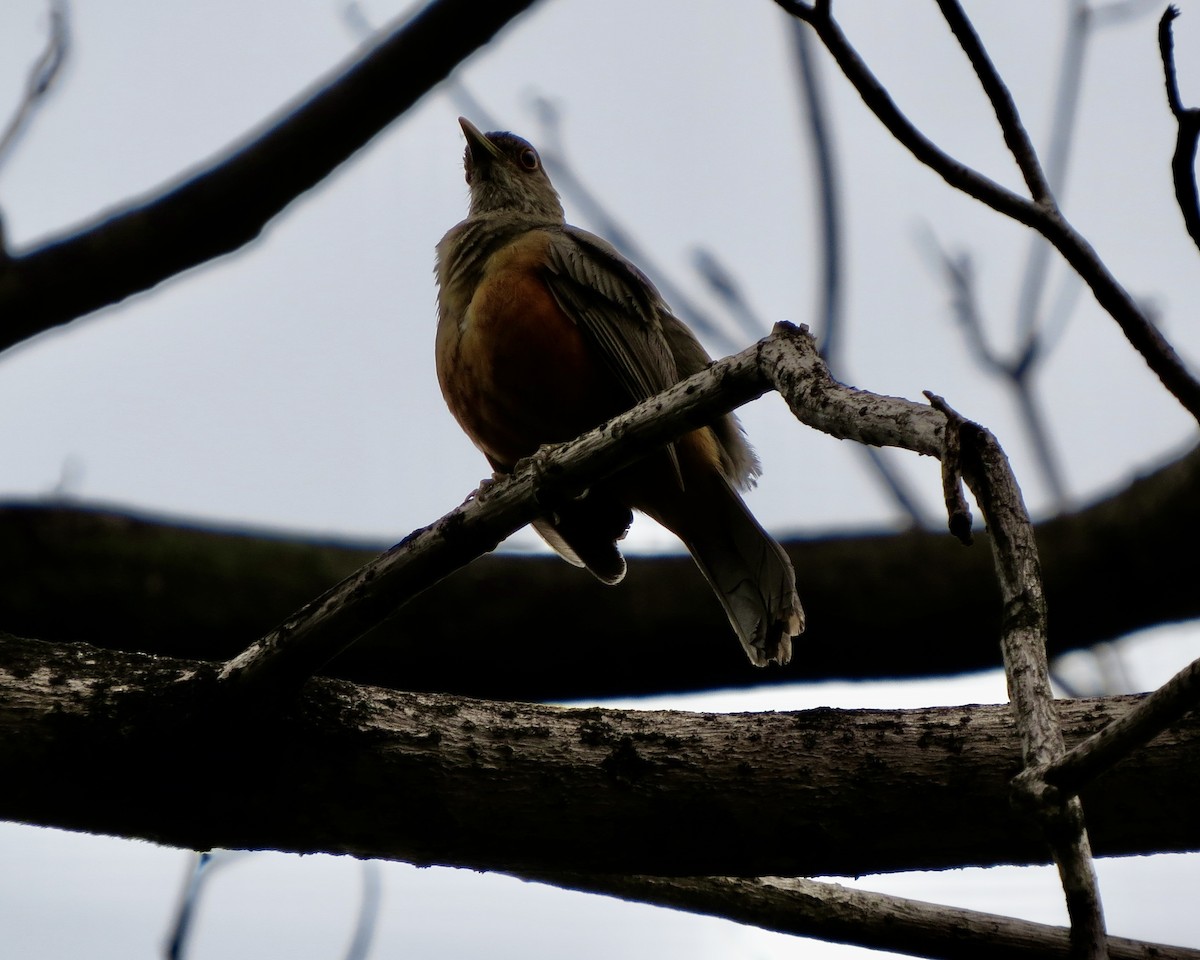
[219,321,955,697]
[218,331,779,694]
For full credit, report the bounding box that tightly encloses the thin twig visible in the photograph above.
[1159,6,1200,254]
[342,861,382,960]
[1014,0,1089,347]
[786,16,933,526]
[919,236,1070,503]
[934,0,1056,206]
[691,246,770,344]
[789,19,844,360]
[856,445,936,527]
[1037,654,1200,797]
[0,0,70,177]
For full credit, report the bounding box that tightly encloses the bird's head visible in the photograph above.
[458,117,564,221]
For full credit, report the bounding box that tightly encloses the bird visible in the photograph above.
[435,117,803,666]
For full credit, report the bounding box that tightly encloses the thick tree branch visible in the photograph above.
[0,0,540,354]
[3,633,1199,878]
[3,442,1197,700]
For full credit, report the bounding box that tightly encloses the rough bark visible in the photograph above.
[2,443,1196,700]
[2,633,1197,877]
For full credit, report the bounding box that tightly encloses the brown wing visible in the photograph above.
[542,228,679,405]
[544,226,759,490]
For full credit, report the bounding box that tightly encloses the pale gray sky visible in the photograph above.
[1,0,1198,956]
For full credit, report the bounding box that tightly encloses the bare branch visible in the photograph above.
[788,20,844,360]
[772,1,1043,224]
[920,235,1071,505]
[788,16,933,528]
[777,2,1200,426]
[524,874,1200,960]
[934,0,1056,205]
[923,392,973,543]
[929,395,1107,956]
[691,246,769,344]
[1038,653,1200,797]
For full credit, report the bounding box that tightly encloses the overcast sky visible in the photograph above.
[1,0,1197,957]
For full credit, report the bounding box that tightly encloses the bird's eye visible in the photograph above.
[518,148,540,171]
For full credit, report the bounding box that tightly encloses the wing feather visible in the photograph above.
[542,228,677,404]
[541,226,759,490]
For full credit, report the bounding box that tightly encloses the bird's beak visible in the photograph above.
[459,117,504,165]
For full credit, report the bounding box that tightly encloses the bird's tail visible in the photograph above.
[662,474,804,667]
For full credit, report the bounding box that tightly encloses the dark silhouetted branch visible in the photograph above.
[0,0,68,176]
[0,0,540,354]
[522,874,1200,960]
[775,0,1200,426]
[3,442,1198,700]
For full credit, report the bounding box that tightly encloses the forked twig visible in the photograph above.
[0,0,69,177]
